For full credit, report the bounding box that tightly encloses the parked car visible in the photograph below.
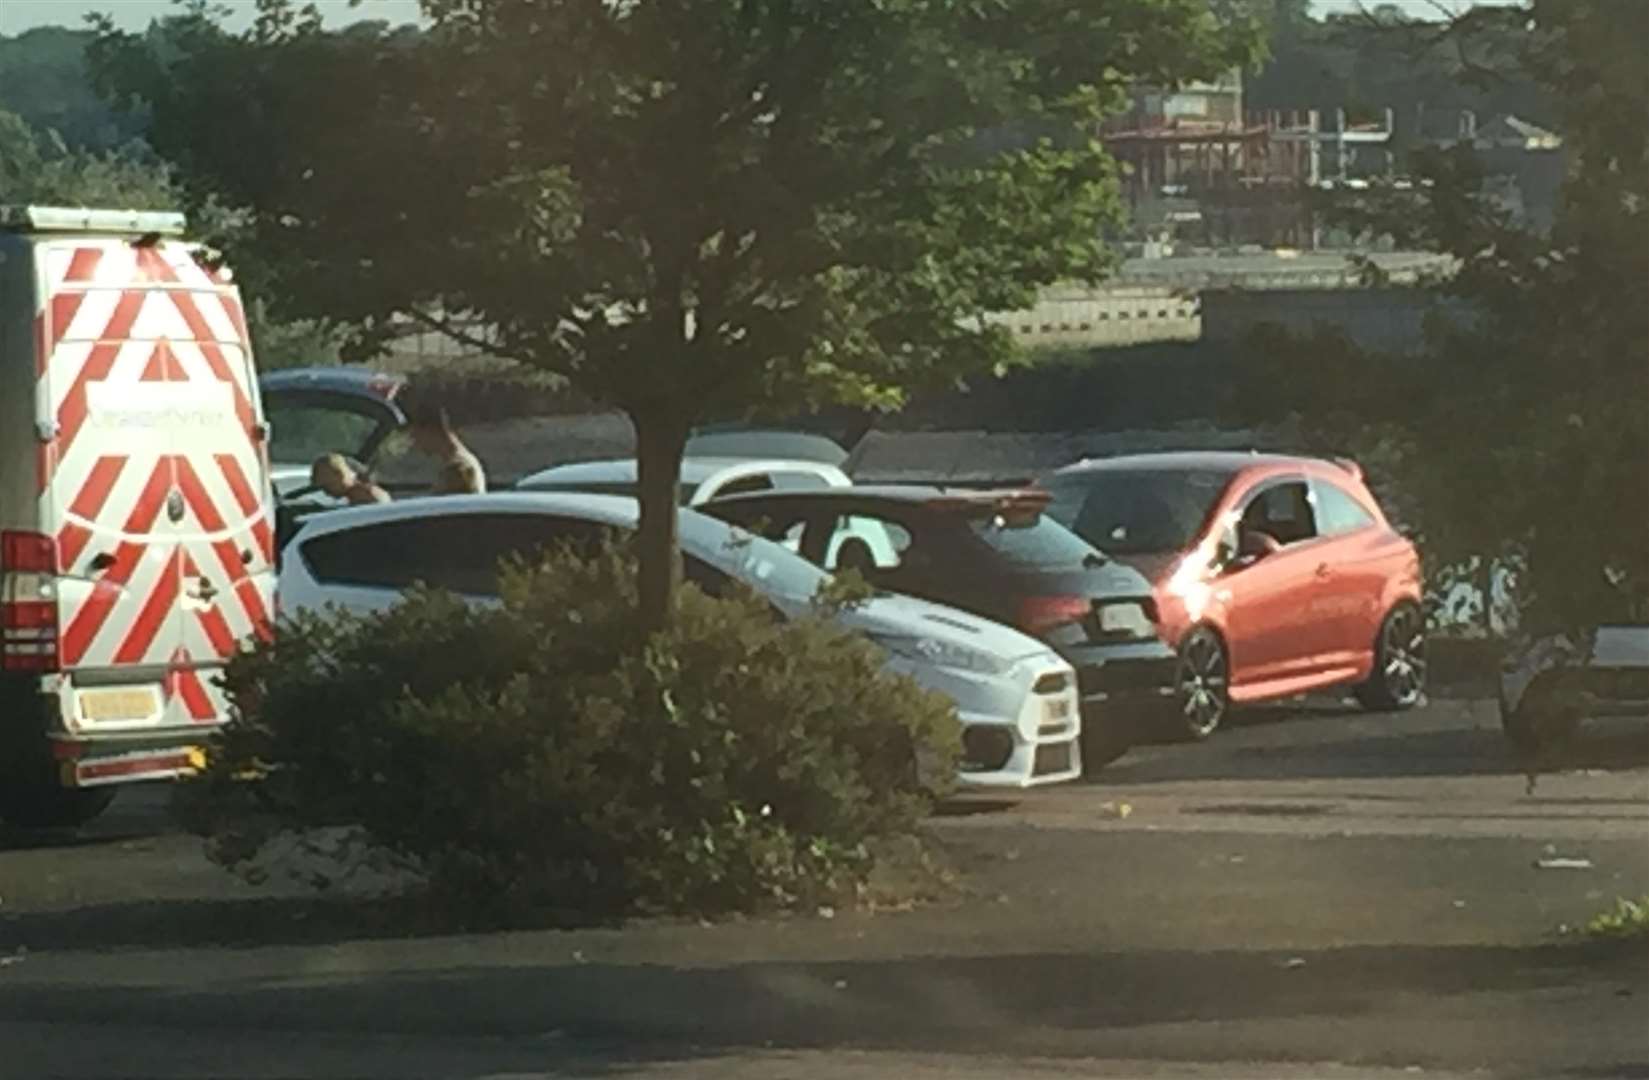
[1500,624,1649,752]
[516,457,851,505]
[279,494,1083,788]
[1040,452,1424,738]
[0,206,275,826]
[684,426,850,466]
[702,486,1176,766]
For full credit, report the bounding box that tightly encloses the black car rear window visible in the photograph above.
[1044,468,1231,555]
[964,513,1098,568]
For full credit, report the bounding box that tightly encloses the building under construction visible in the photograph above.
[1101,70,1397,249]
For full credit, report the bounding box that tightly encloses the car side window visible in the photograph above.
[706,473,775,500]
[822,514,910,572]
[770,471,833,492]
[1313,480,1377,536]
[302,515,606,596]
[301,520,426,589]
[1239,481,1319,546]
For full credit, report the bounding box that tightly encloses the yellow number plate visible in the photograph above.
[78,687,162,722]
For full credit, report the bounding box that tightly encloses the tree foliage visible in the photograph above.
[0,28,146,152]
[1254,0,1649,636]
[90,0,1260,627]
[0,106,176,208]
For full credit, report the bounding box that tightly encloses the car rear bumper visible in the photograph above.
[1069,640,1180,733]
[49,733,210,787]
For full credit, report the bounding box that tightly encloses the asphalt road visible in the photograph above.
[1,697,1646,1079]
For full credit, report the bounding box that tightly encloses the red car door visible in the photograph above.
[1309,475,1393,672]
[1221,478,1331,692]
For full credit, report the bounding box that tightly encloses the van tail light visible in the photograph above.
[1018,594,1090,637]
[2,530,60,672]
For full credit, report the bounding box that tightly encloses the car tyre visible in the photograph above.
[1079,721,1132,773]
[0,688,119,829]
[1356,602,1427,712]
[0,781,117,830]
[1174,627,1230,740]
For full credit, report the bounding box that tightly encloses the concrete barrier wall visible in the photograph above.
[985,285,1201,348]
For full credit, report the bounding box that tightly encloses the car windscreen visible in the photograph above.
[964,511,1099,568]
[1043,469,1232,555]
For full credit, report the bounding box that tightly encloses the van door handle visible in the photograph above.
[1315,563,1332,579]
[88,552,116,572]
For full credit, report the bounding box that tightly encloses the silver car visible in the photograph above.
[277,494,1083,787]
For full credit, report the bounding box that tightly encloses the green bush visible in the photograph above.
[1586,895,1649,942]
[180,544,959,921]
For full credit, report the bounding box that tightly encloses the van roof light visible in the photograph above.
[0,206,188,236]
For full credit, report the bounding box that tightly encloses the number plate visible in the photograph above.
[1099,603,1149,635]
[77,687,162,723]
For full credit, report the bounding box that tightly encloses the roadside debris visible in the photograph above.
[1535,857,1594,870]
[1098,801,1133,820]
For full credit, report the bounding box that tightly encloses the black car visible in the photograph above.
[704,486,1179,766]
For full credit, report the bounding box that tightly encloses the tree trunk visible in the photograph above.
[632,406,688,634]
[1477,556,1496,637]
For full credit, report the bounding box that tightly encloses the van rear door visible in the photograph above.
[36,236,272,733]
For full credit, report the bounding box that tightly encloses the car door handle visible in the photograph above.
[88,552,116,572]
[1315,563,1332,579]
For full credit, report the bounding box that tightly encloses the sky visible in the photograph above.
[0,0,1522,35]
[0,0,425,34]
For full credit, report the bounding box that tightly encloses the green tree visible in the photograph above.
[91,0,1259,628]
[0,28,144,151]
[1261,0,1648,636]
[0,106,175,208]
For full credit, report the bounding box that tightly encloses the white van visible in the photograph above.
[0,207,274,827]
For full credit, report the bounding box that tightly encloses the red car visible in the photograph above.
[1041,452,1425,738]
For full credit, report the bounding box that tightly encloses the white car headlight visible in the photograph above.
[872,634,1012,676]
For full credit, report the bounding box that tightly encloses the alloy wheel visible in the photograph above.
[1380,605,1427,707]
[1177,630,1229,738]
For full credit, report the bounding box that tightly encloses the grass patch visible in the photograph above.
[1585,895,1649,941]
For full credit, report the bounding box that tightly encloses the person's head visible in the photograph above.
[408,402,457,454]
[310,453,356,497]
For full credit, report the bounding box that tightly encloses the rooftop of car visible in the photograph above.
[519,457,845,486]
[260,366,408,401]
[709,484,1045,507]
[1051,450,1335,476]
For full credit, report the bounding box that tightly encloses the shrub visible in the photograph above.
[180,544,959,921]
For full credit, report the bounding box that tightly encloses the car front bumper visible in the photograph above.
[937,653,1083,789]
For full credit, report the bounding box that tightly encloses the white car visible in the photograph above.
[278,494,1082,787]
[516,457,850,506]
